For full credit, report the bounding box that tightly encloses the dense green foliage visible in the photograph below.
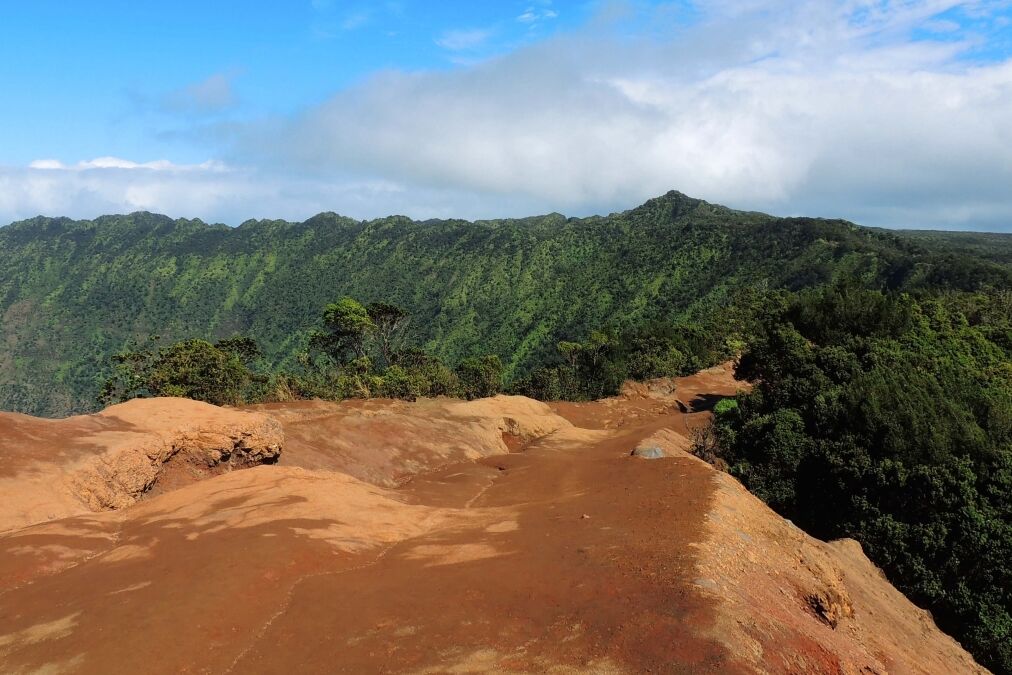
[513,319,731,400]
[2,191,1008,416]
[104,298,505,406]
[99,336,266,407]
[707,283,1012,672]
[892,229,1012,265]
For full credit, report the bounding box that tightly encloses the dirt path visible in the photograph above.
[229,413,739,673]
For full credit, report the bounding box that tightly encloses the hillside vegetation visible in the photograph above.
[703,283,1012,672]
[892,229,1012,265]
[2,191,1007,417]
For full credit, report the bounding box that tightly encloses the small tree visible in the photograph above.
[215,335,263,365]
[584,330,613,367]
[147,339,254,405]
[310,297,376,365]
[557,341,583,368]
[100,338,259,407]
[99,337,161,405]
[393,348,461,397]
[366,301,409,368]
[456,355,504,400]
[377,365,415,400]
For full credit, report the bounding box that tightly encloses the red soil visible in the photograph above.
[0,364,985,674]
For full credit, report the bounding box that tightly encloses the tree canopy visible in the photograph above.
[704,283,1012,672]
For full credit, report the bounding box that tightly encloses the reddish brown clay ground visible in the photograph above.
[0,364,986,674]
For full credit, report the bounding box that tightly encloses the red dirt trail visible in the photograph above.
[0,365,986,674]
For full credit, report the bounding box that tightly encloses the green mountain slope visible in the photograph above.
[890,228,1012,264]
[1,191,1008,417]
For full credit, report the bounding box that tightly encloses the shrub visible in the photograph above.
[100,338,261,407]
[456,355,504,400]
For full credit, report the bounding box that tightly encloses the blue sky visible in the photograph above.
[0,1,592,164]
[2,1,1012,230]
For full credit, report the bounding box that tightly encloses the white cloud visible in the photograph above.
[5,1,1012,231]
[0,160,246,224]
[436,28,493,51]
[518,2,559,25]
[923,18,962,32]
[340,10,371,31]
[309,0,376,35]
[27,157,226,172]
[27,159,66,170]
[241,0,1012,230]
[0,159,547,225]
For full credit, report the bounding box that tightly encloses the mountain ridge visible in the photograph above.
[11,188,1012,235]
[1,190,1009,417]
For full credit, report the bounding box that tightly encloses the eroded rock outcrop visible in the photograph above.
[66,398,282,510]
[0,398,281,531]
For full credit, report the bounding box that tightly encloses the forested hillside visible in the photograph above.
[704,283,1012,672]
[892,229,1012,265]
[1,190,1008,416]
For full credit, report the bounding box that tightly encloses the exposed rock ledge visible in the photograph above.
[66,398,282,510]
[0,398,282,532]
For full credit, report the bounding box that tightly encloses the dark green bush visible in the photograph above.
[456,355,505,400]
[711,284,1012,672]
[100,337,262,407]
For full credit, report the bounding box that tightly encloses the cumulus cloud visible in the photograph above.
[4,1,1012,231]
[0,159,244,224]
[244,0,1012,230]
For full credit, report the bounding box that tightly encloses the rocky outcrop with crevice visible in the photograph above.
[66,401,282,510]
[0,397,282,531]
